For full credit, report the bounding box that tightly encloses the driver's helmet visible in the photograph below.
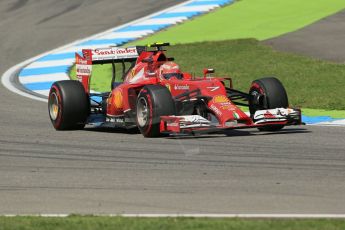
[159,61,183,80]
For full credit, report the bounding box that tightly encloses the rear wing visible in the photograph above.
[75,46,144,93]
[75,43,170,93]
[83,46,141,64]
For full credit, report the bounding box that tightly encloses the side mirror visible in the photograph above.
[203,68,215,78]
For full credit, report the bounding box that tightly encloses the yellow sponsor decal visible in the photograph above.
[131,68,135,77]
[212,95,235,110]
[165,83,171,92]
[212,95,229,103]
[113,89,123,109]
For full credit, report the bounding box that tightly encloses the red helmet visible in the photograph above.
[159,62,183,80]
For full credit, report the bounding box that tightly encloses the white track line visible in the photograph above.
[134,17,188,25]
[1,62,48,102]
[170,5,218,12]
[309,120,345,126]
[99,30,154,39]
[27,59,75,68]
[53,44,118,54]
[33,89,51,97]
[2,214,345,218]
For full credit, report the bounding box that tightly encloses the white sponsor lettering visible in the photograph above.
[174,84,189,90]
[207,86,220,91]
[92,47,138,61]
[76,64,92,76]
[210,104,222,116]
[77,59,88,65]
[106,117,124,123]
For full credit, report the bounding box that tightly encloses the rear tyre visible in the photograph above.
[249,77,288,131]
[48,80,89,130]
[136,85,176,137]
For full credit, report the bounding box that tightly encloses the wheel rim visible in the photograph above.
[137,97,149,127]
[49,92,60,121]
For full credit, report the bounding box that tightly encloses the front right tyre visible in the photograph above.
[249,77,289,131]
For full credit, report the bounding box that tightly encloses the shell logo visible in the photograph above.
[212,95,229,103]
[212,95,234,110]
[131,68,136,77]
[113,89,123,109]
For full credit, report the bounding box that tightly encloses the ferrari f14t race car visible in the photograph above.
[48,43,302,137]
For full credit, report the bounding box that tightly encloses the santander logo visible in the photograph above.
[93,47,137,56]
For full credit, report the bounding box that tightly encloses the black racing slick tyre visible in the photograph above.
[249,77,288,131]
[136,85,176,137]
[48,80,89,130]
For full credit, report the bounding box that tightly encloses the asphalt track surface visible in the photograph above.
[0,1,345,214]
[263,9,345,63]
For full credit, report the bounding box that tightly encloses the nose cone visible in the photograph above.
[208,94,252,126]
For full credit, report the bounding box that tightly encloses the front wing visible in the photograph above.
[160,108,302,135]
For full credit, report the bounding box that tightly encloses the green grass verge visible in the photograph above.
[1,216,345,230]
[128,0,345,45]
[303,108,345,119]
[71,39,345,112]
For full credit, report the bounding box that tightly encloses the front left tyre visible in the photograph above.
[136,85,176,137]
[48,80,89,130]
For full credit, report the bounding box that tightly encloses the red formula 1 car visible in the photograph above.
[48,43,302,137]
